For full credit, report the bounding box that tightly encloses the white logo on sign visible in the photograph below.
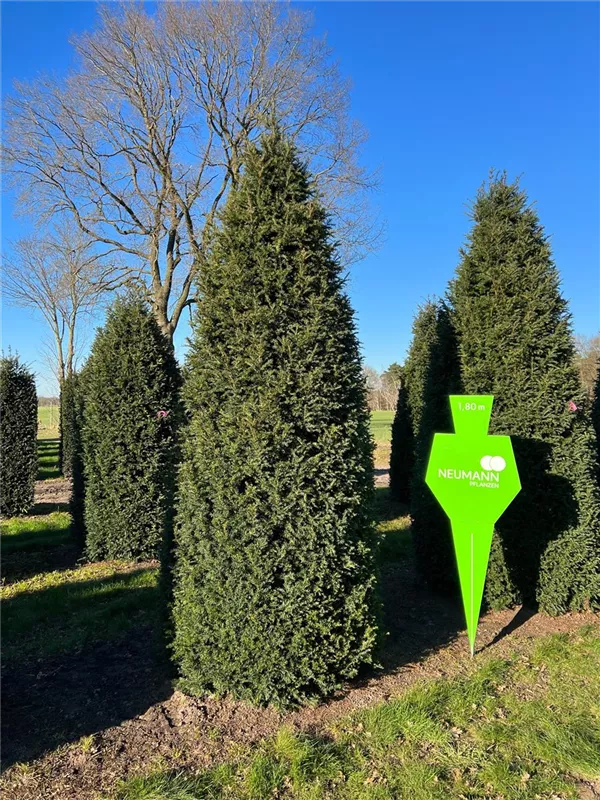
[480,455,506,472]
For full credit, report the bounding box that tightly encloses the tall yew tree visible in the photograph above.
[0,355,38,516]
[388,375,413,504]
[63,371,87,545]
[83,296,182,561]
[449,175,600,614]
[403,302,461,592]
[171,131,378,707]
[592,369,600,459]
[389,303,437,506]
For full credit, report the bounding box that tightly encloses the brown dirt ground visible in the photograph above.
[2,562,597,800]
[32,477,72,511]
[2,474,599,799]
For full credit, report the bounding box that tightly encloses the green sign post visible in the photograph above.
[425,396,521,656]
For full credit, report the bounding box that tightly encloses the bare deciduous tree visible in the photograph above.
[4,2,380,341]
[363,365,383,411]
[3,224,116,385]
[574,333,600,397]
[380,363,402,411]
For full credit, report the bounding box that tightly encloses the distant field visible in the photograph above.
[38,405,59,439]
[370,409,394,443]
[37,405,394,452]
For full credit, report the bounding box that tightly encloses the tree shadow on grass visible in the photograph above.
[37,438,61,480]
[370,486,463,679]
[28,501,71,516]
[1,515,81,584]
[1,542,82,584]
[1,488,465,771]
[1,568,171,769]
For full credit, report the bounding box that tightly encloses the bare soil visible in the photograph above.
[32,477,72,513]
[2,552,597,800]
[3,474,598,799]
[374,468,389,487]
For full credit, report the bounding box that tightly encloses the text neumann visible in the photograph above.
[438,469,500,482]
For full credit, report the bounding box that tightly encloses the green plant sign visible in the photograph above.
[425,396,521,655]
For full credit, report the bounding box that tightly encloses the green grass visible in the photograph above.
[1,562,159,663]
[38,404,60,437]
[370,410,394,443]
[374,488,411,561]
[37,438,61,479]
[0,490,406,664]
[112,626,600,800]
[0,512,72,553]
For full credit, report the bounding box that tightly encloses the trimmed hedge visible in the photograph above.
[83,296,182,562]
[592,369,600,458]
[171,130,378,707]
[0,355,38,516]
[448,174,600,613]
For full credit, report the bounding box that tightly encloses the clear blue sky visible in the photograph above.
[2,1,599,395]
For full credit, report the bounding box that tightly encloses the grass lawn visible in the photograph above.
[370,410,394,443]
[0,512,72,553]
[37,404,60,439]
[2,561,159,664]
[36,438,61,479]
[113,626,600,800]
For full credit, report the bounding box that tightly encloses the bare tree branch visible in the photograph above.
[2,221,122,384]
[4,1,380,339]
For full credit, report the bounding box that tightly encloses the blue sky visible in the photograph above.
[2,1,599,395]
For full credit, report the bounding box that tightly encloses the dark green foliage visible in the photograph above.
[58,387,63,476]
[83,296,182,562]
[0,355,38,516]
[64,372,86,546]
[388,377,413,503]
[592,369,600,456]
[381,362,403,395]
[171,131,378,707]
[60,373,78,478]
[406,302,461,593]
[448,174,600,614]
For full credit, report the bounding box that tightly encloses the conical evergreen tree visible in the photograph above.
[592,368,600,457]
[389,301,440,506]
[388,373,413,504]
[83,296,182,561]
[0,355,38,516]
[171,131,378,707]
[449,174,600,613]
[60,373,78,479]
[63,371,87,546]
[406,302,461,592]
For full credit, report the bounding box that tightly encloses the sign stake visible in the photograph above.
[425,396,521,656]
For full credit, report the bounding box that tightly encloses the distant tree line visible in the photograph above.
[363,363,403,411]
[574,334,600,398]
